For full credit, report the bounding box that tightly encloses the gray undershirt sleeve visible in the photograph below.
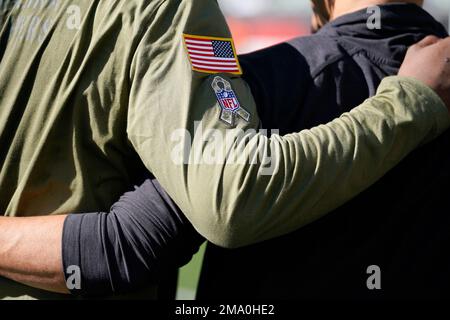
[62,178,204,296]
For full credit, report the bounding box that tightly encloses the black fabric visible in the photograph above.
[62,178,204,296]
[198,4,450,300]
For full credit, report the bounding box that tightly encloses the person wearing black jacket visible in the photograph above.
[198,1,450,300]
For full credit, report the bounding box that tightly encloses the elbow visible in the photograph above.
[185,166,266,249]
[190,206,255,249]
[206,225,248,250]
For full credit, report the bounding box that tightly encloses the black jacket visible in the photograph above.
[198,4,450,300]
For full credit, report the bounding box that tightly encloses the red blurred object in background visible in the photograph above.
[227,17,310,54]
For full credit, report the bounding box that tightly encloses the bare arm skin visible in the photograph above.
[0,177,205,296]
[0,216,69,294]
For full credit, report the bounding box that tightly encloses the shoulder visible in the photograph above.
[287,34,351,79]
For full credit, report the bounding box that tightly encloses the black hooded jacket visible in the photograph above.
[198,4,450,300]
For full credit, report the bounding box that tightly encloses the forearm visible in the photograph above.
[0,215,68,294]
[125,0,450,249]
[0,179,203,297]
[218,76,448,246]
[137,76,450,248]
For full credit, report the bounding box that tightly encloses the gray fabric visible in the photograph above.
[62,178,204,296]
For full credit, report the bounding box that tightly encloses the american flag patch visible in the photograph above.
[183,34,242,75]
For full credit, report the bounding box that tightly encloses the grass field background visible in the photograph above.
[176,243,206,300]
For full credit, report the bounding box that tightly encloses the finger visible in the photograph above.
[431,37,450,63]
[414,35,442,48]
[438,36,450,47]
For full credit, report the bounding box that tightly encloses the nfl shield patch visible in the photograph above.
[212,76,251,126]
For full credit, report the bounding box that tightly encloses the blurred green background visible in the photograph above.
[176,243,206,300]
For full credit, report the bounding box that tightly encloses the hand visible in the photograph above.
[399,36,450,112]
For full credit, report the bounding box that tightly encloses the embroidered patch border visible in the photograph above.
[183,34,242,75]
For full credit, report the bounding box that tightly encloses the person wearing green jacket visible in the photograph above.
[0,0,450,299]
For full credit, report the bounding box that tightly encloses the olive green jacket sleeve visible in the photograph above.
[127,0,450,248]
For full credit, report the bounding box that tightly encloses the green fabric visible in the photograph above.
[127,0,450,249]
[0,0,166,300]
[0,0,449,300]
[0,0,161,217]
